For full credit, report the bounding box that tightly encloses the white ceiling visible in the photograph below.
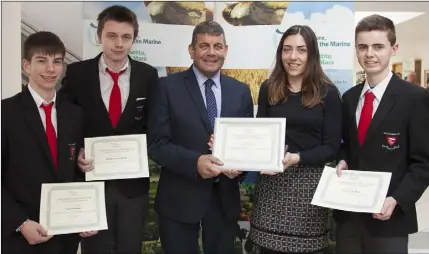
[355,1,429,42]
[21,2,429,59]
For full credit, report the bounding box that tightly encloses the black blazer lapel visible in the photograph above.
[21,89,57,177]
[56,101,76,181]
[220,75,232,117]
[364,75,399,144]
[349,84,364,135]
[184,67,212,132]
[117,58,141,129]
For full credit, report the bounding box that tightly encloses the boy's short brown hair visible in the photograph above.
[23,31,66,61]
[97,5,139,40]
[355,14,396,46]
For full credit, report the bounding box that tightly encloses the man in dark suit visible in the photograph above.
[2,31,97,254]
[335,14,429,254]
[148,21,254,254]
[58,6,159,254]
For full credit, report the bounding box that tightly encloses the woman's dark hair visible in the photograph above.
[267,25,333,107]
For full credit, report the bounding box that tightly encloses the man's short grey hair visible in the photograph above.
[191,21,226,47]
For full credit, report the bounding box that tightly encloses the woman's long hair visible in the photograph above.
[267,25,333,107]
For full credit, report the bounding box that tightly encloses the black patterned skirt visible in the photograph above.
[249,166,329,253]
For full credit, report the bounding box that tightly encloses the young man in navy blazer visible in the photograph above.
[2,31,97,254]
[335,14,429,254]
[59,5,158,254]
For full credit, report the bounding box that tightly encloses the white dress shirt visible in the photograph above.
[99,54,131,112]
[28,84,58,136]
[356,71,393,125]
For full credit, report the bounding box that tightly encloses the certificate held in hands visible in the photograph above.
[84,134,150,181]
[311,166,392,213]
[212,118,286,172]
[39,182,108,235]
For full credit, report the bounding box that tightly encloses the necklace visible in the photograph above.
[289,87,301,93]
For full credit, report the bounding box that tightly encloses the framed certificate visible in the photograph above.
[39,182,108,235]
[311,166,392,213]
[212,117,286,172]
[84,134,150,181]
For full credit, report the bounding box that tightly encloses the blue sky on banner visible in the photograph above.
[286,2,354,17]
[83,2,355,21]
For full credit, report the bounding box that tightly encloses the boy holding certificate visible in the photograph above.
[58,5,159,254]
[335,14,429,254]
[1,32,97,254]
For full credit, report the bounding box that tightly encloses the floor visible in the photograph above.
[409,187,429,253]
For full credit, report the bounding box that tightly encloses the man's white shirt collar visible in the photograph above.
[99,54,130,75]
[360,71,393,101]
[28,84,56,107]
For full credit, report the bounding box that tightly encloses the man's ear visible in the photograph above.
[22,58,31,76]
[188,44,195,60]
[391,43,398,56]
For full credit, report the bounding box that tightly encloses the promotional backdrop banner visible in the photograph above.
[82,2,354,253]
[83,1,354,95]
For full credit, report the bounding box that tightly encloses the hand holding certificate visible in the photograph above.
[311,166,392,213]
[207,134,244,179]
[211,118,286,172]
[39,182,108,235]
[84,134,150,181]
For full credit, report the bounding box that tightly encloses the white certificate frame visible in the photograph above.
[39,182,108,235]
[84,134,149,181]
[212,117,286,172]
[311,166,392,213]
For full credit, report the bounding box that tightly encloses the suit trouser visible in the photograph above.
[81,182,149,254]
[336,213,408,254]
[1,233,80,254]
[158,182,237,254]
[59,233,81,254]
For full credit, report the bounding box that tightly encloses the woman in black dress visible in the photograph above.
[248,25,342,254]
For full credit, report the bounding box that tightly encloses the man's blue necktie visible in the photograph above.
[204,78,217,129]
